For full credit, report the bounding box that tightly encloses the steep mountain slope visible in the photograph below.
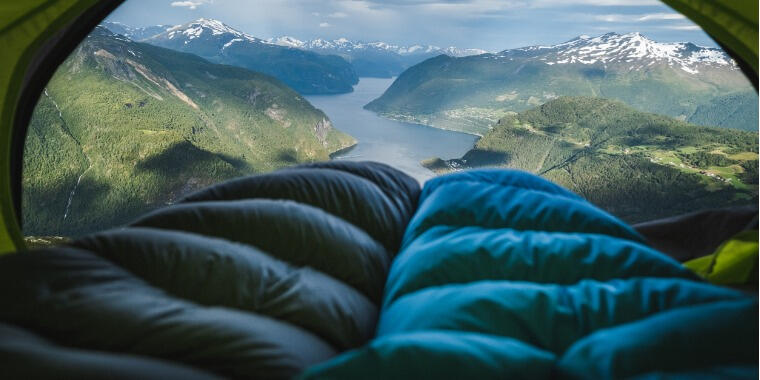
[425,97,758,223]
[144,19,358,94]
[367,32,757,134]
[268,36,488,78]
[23,26,355,237]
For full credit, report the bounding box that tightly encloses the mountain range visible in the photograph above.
[367,32,758,134]
[101,21,171,41]
[23,26,354,236]
[267,36,488,77]
[141,19,359,94]
[103,19,489,85]
[424,96,758,223]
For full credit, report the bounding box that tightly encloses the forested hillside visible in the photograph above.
[425,97,758,223]
[367,33,757,134]
[23,26,355,237]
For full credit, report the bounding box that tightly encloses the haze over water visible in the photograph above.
[306,78,478,182]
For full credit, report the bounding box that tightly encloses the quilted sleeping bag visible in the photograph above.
[0,164,756,379]
[0,161,420,379]
[301,169,758,379]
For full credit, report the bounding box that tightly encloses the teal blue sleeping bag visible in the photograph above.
[302,169,758,379]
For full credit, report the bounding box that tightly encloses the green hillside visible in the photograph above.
[23,27,355,237]
[366,52,757,135]
[688,92,759,131]
[425,97,758,223]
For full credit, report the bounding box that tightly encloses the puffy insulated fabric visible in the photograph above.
[0,161,420,379]
[301,169,759,380]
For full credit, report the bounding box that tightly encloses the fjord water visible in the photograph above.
[306,78,478,182]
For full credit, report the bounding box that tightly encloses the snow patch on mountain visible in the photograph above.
[223,38,243,49]
[273,36,306,48]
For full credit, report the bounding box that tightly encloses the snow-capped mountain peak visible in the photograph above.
[442,46,490,57]
[269,36,305,48]
[162,18,262,44]
[497,32,733,74]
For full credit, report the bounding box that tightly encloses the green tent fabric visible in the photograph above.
[684,230,759,286]
[0,0,757,253]
[0,0,124,252]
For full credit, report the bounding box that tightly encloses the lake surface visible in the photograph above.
[306,77,479,182]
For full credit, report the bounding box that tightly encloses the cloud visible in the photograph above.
[353,0,662,21]
[637,13,686,21]
[595,14,627,22]
[359,0,470,5]
[170,0,211,10]
[595,12,687,23]
[328,12,349,18]
[319,22,331,27]
[563,0,659,5]
[663,25,700,30]
[360,0,660,7]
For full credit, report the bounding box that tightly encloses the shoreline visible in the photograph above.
[367,111,485,138]
[328,142,358,159]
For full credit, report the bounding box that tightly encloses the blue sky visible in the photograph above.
[107,0,718,50]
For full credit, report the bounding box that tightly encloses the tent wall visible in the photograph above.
[0,0,123,253]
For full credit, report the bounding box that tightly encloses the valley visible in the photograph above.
[22,19,759,238]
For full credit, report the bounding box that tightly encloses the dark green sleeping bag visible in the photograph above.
[0,161,420,379]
